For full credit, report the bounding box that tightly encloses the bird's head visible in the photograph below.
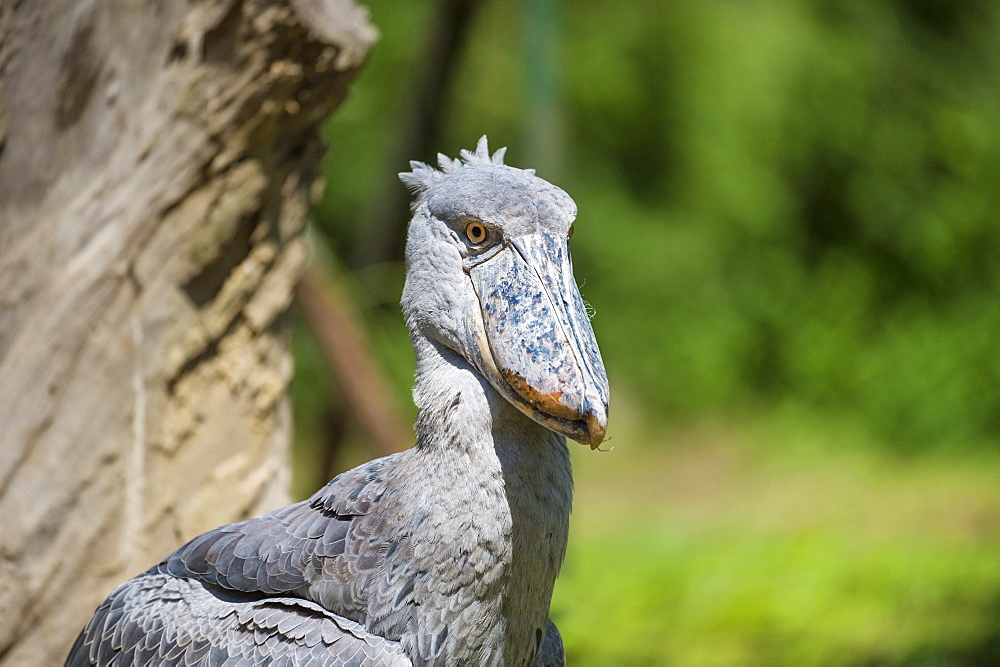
[399,137,609,448]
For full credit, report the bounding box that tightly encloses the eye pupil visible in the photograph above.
[465,221,487,244]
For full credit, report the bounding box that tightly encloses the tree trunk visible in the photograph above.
[0,1,375,663]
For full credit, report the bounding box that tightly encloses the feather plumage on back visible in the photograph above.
[68,137,609,666]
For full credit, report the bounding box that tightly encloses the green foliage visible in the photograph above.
[300,1,1000,662]
[555,528,1000,665]
[553,424,1000,665]
[556,1,1000,449]
[316,0,1000,449]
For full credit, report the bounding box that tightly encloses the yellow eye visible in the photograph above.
[568,224,575,239]
[465,220,488,245]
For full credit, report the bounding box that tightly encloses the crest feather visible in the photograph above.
[399,136,512,196]
[399,161,444,193]
[437,153,462,173]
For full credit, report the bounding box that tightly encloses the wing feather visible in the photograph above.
[66,573,411,666]
[69,456,423,664]
[160,457,397,608]
[536,618,566,667]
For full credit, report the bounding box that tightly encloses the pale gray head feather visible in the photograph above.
[399,136,514,197]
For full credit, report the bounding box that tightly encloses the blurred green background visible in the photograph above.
[293,1,1000,663]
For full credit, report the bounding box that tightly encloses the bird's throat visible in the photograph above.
[407,335,573,663]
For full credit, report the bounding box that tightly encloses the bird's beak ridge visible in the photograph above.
[468,233,609,448]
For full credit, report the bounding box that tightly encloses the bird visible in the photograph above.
[67,136,610,666]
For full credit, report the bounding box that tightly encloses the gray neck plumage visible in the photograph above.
[406,334,573,661]
[409,335,567,463]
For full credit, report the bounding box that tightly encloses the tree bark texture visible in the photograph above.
[0,0,376,663]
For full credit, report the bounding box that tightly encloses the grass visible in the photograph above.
[291,351,1000,664]
[551,398,1000,665]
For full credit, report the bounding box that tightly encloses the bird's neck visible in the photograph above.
[406,334,574,662]
[410,335,572,474]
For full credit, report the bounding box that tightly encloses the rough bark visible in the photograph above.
[0,0,376,663]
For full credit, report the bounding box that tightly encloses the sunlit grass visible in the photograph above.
[292,324,1000,664]
[552,399,1000,665]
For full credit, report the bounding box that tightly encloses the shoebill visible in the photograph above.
[67,137,610,666]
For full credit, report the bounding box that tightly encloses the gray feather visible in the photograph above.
[68,137,598,667]
[66,573,410,666]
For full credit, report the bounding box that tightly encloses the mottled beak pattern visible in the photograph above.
[470,232,610,448]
